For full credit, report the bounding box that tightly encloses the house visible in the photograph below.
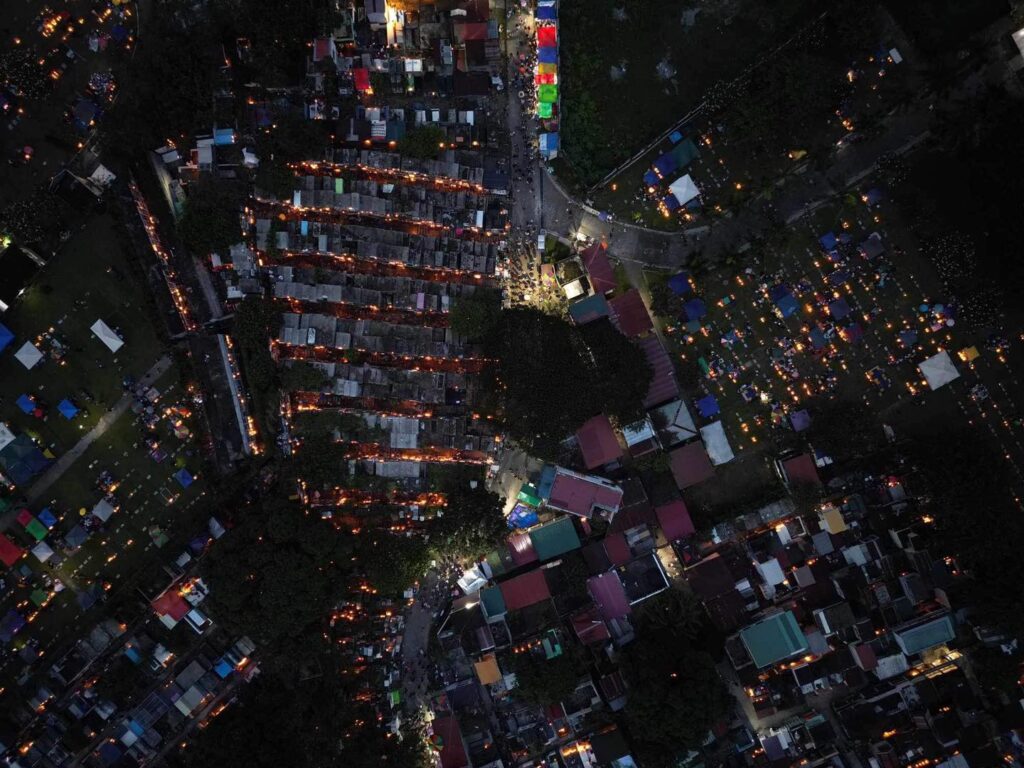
[622,417,659,458]
[575,414,622,470]
[581,241,614,294]
[654,499,694,542]
[779,453,821,488]
[737,611,810,669]
[608,289,653,337]
[650,399,698,447]
[638,335,680,408]
[546,467,623,522]
[892,612,956,657]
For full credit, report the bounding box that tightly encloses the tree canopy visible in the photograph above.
[432,481,507,560]
[200,497,351,652]
[510,651,582,707]
[450,290,502,341]
[398,125,447,159]
[483,309,651,458]
[178,177,245,257]
[359,532,432,597]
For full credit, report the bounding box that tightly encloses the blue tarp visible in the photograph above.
[777,294,799,318]
[173,469,194,489]
[300,220,309,236]
[58,399,79,420]
[683,298,707,320]
[0,323,13,353]
[668,272,692,296]
[124,646,142,664]
[214,659,234,678]
[508,503,540,530]
[696,394,720,419]
[38,508,57,528]
[15,395,35,415]
[642,170,659,187]
[537,464,557,500]
[538,46,558,64]
[828,298,851,320]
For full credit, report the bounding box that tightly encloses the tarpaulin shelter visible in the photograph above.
[538,46,558,64]
[919,350,960,390]
[0,323,13,353]
[700,421,734,465]
[31,540,54,562]
[696,394,720,419]
[668,272,692,296]
[15,342,43,369]
[25,519,48,541]
[537,26,557,46]
[0,534,24,567]
[352,68,371,92]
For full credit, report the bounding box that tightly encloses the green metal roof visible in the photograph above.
[740,611,809,668]
[480,586,506,618]
[529,516,581,561]
[894,614,955,656]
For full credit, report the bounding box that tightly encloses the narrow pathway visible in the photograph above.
[22,355,173,505]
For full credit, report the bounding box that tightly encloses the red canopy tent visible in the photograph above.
[535,73,556,85]
[0,534,24,568]
[537,26,557,47]
[16,509,33,527]
[352,68,371,92]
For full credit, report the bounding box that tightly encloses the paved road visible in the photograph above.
[401,572,438,712]
[22,354,172,505]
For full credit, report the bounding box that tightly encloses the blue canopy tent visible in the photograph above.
[669,130,683,143]
[64,524,89,548]
[828,297,851,320]
[683,298,707,321]
[58,399,79,420]
[173,469,194,489]
[37,508,57,528]
[864,187,883,206]
[15,395,35,415]
[537,47,558,65]
[790,410,811,432]
[898,329,918,347]
[809,327,827,350]
[110,24,129,43]
[663,193,682,212]
[827,270,849,287]
[668,272,692,296]
[819,232,837,250]
[842,323,864,344]
[214,660,234,679]
[0,323,13,354]
[652,152,678,178]
[771,286,799,318]
[642,170,659,187]
[536,3,557,20]
[696,394,720,419]
[0,610,26,642]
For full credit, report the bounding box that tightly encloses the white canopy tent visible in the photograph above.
[32,541,54,563]
[668,174,700,206]
[90,320,124,353]
[14,342,43,370]
[919,350,960,391]
[700,421,735,465]
[91,499,116,523]
[0,422,14,453]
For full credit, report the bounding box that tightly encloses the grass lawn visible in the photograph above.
[1,214,166,456]
[0,214,209,670]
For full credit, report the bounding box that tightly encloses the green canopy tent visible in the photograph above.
[537,84,558,104]
[25,519,48,542]
[30,589,49,607]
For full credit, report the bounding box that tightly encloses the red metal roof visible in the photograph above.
[609,289,653,338]
[669,442,714,489]
[783,454,821,486]
[576,414,622,470]
[455,21,490,41]
[572,608,611,644]
[638,335,680,408]
[508,532,538,567]
[151,589,190,621]
[498,569,551,612]
[655,499,695,541]
[587,572,631,622]
[433,716,469,768]
[312,38,334,62]
[582,242,615,294]
[548,469,623,519]
[0,534,24,568]
[603,533,631,566]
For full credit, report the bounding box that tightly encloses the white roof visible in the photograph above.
[90,320,124,353]
[92,499,116,523]
[919,350,959,390]
[32,541,54,563]
[89,164,116,186]
[1013,27,1024,58]
[15,342,43,369]
[668,174,700,206]
[651,399,697,446]
[700,421,734,465]
[0,422,14,453]
[756,558,786,586]
[623,417,656,447]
